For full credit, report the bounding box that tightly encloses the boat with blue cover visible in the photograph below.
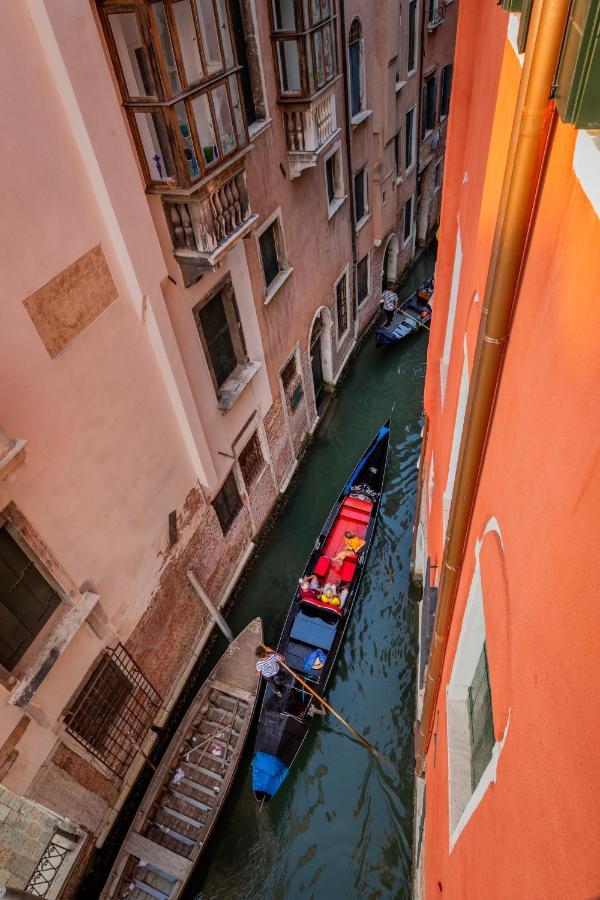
[375,277,434,346]
[251,422,390,802]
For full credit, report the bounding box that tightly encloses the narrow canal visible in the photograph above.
[183,248,434,900]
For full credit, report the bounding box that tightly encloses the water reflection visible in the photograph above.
[185,250,434,900]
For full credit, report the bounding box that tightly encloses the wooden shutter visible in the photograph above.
[555,0,600,129]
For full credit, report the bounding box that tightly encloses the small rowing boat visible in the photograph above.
[375,276,434,346]
[101,618,262,900]
[251,423,390,802]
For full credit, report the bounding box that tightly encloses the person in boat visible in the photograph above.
[255,647,287,697]
[381,289,399,327]
[320,586,341,607]
[299,576,320,599]
[333,530,366,563]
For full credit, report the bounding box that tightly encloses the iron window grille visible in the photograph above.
[64,644,161,778]
[336,274,348,338]
[25,832,76,898]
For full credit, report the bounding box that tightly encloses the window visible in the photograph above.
[354,168,368,224]
[405,107,415,169]
[259,217,289,291]
[394,132,402,180]
[555,0,599,129]
[422,75,437,136]
[239,432,265,487]
[408,0,418,74]
[325,145,344,213]
[357,254,369,305]
[194,282,247,390]
[65,644,161,777]
[336,273,349,340]
[229,0,265,126]
[99,1,247,188]
[271,1,337,98]
[468,645,495,790]
[0,526,62,671]
[280,353,304,412]
[440,63,453,118]
[349,18,364,117]
[404,194,414,242]
[213,472,242,533]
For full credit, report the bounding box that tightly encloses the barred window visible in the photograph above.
[65,644,161,778]
[336,274,348,339]
[213,471,242,533]
[239,432,265,487]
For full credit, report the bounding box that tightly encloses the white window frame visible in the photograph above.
[394,129,403,184]
[443,336,469,542]
[353,167,370,231]
[405,106,416,173]
[334,265,351,347]
[407,0,419,78]
[255,207,293,304]
[440,223,463,405]
[323,141,346,219]
[446,519,510,851]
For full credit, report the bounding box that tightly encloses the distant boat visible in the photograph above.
[101,618,263,900]
[251,422,390,803]
[375,277,433,346]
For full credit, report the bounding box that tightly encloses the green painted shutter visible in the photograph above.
[555,0,600,129]
[468,644,495,790]
[501,0,523,12]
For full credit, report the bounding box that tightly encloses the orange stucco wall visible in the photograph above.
[419,1,600,897]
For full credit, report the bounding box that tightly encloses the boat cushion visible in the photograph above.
[314,556,330,578]
[290,612,337,650]
[340,559,357,582]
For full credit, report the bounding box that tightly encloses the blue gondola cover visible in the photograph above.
[252,751,289,798]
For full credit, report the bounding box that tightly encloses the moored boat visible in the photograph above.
[101,617,262,900]
[251,423,390,802]
[375,276,433,346]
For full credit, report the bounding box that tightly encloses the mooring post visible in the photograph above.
[186,570,234,643]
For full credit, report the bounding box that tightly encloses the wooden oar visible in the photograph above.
[259,644,396,771]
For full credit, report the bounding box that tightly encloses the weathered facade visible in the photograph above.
[412,1,600,897]
[0,0,455,893]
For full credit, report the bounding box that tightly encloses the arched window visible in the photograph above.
[349,18,364,118]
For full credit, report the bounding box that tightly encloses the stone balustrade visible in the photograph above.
[283,90,339,178]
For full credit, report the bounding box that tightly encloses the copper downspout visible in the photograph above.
[415,0,571,776]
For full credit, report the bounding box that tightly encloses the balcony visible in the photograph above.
[164,159,258,286]
[283,90,340,179]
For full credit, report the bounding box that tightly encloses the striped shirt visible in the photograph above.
[382,290,398,312]
[256,654,280,678]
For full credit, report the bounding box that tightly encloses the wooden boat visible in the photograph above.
[251,423,390,802]
[101,618,263,900]
[375,276,434,346]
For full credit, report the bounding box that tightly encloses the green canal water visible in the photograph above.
[182,250,434,900]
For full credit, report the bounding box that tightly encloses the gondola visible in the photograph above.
[101,618,263,900]
[251,422,390,803]
[375,276,434,346]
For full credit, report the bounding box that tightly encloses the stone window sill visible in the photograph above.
[248,118,272,141]
[0,436,27,482]
[395,80,407,93]
[263,266,294,305]
[327,195,348,221]
[351,109,373,129]
[217,361,262,413]
[355,213,372,234]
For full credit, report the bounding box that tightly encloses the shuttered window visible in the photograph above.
[0,527,61,671]
[468,644,495,790]
[336,275,348,338]
[213,472,242,534]
[239,432,265,487]
[555,0,600,129]
[194,282,247,391]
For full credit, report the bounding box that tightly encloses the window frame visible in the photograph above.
[407,0,418,76]
[404,193,414,244]
[405,106,416,172]
[279,347,305,414]
[269,0,338,100]
[212,470,243,534]
[440,63,453,119]
[238,430,266,488]
[256,210,293,302]
[356,252,370,307]
[353,166,369,229]
[192,276,248,395]
[348,16,365,119]
[323,141,345,217]
[334,266,350,346]
[394,130,402,183]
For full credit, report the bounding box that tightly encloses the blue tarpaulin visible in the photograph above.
[252,752,289,799]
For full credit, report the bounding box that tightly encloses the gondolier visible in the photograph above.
[381,289,399,326]
[256,647,287,697]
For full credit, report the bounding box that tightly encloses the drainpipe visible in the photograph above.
[339,2,358,332]
[415,0,571,777]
